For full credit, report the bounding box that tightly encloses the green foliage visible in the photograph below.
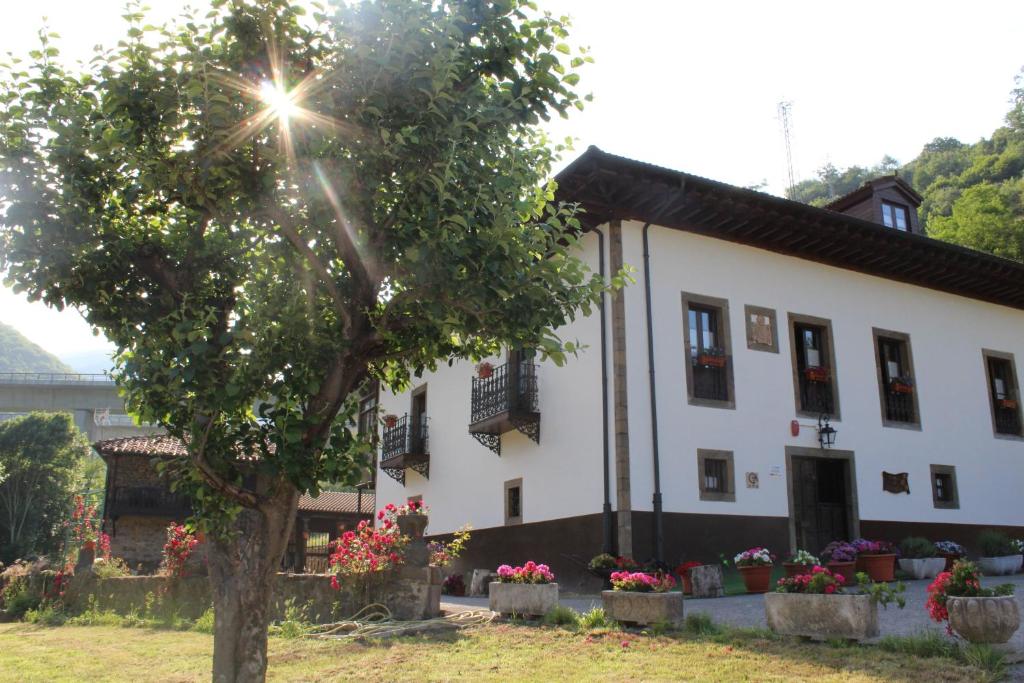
[23,602,68,626]
[899,537,937,559]
[646,618,676,637]
[0,412,93,562]
[856,573,906,609]
[877,630,958,660]
[269,598,313,639]
[576,607,608,630]
[0,0,609,541]
[928,181,1024,262]
[0,576,40,619]
[92,557,132,579]
[682,612,721,636]
[978,530,1016,557]
[541,604,579,628]
[0,321,75,373]
[191,607,216,634]
[961,643,1007,681]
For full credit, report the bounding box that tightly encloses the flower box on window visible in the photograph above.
[890,378,914,394]
[998,398,1018,410]
[697,349,727,368]
[383,414,399,429]
[476,362,494,379]
[804,366,830,383]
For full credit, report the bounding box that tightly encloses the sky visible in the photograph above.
[2,0,1023,364]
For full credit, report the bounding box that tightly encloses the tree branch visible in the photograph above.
[189,418,259,509]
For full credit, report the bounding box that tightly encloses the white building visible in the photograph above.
[374,147,1024,587]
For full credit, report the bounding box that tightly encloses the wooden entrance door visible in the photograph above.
[790,456,852,555]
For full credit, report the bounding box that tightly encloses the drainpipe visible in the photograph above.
[642,223,665,563]
[594,227,614,555]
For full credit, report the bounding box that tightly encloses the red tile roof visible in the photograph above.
[298,490,375,514]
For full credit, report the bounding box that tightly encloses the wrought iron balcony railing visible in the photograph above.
[107,485,191,518]
[380,415,429,486]
[468,361,540,455]
[692,363,729,402]
[798,376,835,415]
[883,388,916,424]
[994,405,1022,436]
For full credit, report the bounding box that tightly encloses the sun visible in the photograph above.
[259,80,299,122]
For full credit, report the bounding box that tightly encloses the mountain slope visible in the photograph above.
[0,321,76,373]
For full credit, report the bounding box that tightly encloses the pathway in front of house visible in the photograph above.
[442,574,1024,652]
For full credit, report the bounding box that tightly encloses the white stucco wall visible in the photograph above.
[632,220,1024,527]
[375,231,610,535]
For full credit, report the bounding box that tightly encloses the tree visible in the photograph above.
[0,1,605,679]
[928,181,1024,262]
[0,412,92,563]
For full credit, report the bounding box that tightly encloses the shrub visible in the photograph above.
[269,598,312,639]
[191,607,215,634]
[577,607,608,630]
[542,605,579,627]
[159,524,199,578]
[610,571,675,593]
[683,612,721,636]
[900,537,937,559]
[92,557,132,579]
[978,530,1016,557]
[0,576,41,619]
[23,603,67,626]
[496,561,554,584]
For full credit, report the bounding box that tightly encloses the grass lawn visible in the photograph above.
[0,621,990,682]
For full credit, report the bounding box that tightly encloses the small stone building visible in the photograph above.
[95,436,375,573]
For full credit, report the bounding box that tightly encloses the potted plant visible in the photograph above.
[442,573,466,596]
[602,571,682,626]
[765,566,905,641]
[489,561,558,617]
[977,530,1023,576]
[852,539,897,582]
[734,547,775,593]
[821,541,857,583]
[998,397,1018,410]
[927,560,1018,643]
[383,414,399,429]
[476,361,495,379]
[935,540,966,572]
[697,347,727,368]
[783,550,819,578]
[889,376,914,394]
[675,561,702,594]
[588,554,637,589]
[897,537,945,580]
[804,366,830,382]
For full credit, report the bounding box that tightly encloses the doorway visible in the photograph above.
[785,447,859,556]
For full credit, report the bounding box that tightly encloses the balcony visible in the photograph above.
[798,369,835,415]
[692,363,729,402]
[468,361,540,455]
[107,485,191,518]
[380,415,429,486]
[883,386,916,424]
[994,401,1022,436]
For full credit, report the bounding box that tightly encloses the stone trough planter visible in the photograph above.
[764,593,879,641]
[898,557,946,580]
[601,590,684,626]
[977,555,1023,577]
[488,582,558,617]
[947,595,1020,644]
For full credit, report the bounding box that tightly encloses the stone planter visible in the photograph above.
[939,553,962,572]
[601,590,684,626]
[489,582,558,617]
[738,564,773,593]
[856,553,896,582]
[826,561,856,584]
[765,592,879,641]
[783,562,813,578]
[898,557,946,580]
[396,514,429,539]
[978,555,1024,576]
[947,595,1020,644]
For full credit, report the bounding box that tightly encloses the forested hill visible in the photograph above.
[0,321,75,374]
[788,68,1024,262]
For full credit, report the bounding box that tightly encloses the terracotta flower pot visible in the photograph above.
[783,562,813,578]
[856,553,896,582]
[826,561,856,584]
[477,363,494,379]
[738,564,773,593]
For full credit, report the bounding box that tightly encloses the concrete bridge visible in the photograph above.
[0,372,162,442]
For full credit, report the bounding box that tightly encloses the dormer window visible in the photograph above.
[881,202,909,231]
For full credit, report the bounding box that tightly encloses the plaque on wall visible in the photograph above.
[882,471,910,494]
[745,472,759,489]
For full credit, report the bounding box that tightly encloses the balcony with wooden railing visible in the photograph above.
[106,485,192,518]
[468,361,540,455]
[380,414,429,486]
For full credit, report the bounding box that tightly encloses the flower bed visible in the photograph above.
[489,562,557,616]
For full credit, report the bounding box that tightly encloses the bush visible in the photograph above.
[0,576,41,619]
[542,605,579,628]
[92,557,132,579]
[191,607,215,634]
[577,607,608,630]
[978,530,1016,557]
[23,603,67,626]
[269,598,312,639]
[683,612,721,636]
[899,537,937,559]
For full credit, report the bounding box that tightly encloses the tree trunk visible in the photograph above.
[207,479,298,683]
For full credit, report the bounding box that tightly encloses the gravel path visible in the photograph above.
[442,574,1024,651]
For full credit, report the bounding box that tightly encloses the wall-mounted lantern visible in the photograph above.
[817,414,837,449]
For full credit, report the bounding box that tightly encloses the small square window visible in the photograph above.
[882,202,909,231]
[929,465,958,510]
[697,449,735,502]
[504,478,523,525]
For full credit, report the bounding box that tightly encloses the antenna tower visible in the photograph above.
[777,101,795,198]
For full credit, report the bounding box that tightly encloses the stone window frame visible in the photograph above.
[681,292,736,410]
[744,304,779,353]
[697,449,736,502]
[982,349,1024,440]
[929,464,959,510]
[787,312,842,421]
[872,328,922,430]
[504,478,523,525]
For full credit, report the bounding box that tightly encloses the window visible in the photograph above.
[697,449,735,502]
[984,350,1023,437]
[744,305,778,353]
[788,314,840,418]
[681,292,734,408]
[356,381,379,440]
[504,478,523,525]
[881,202,909,231]
[930,465,959,509]
[873,329,920,427]
[410,385,428,454]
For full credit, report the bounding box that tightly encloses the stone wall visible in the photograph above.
[64,566,442,624]
[108,516,177,572]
